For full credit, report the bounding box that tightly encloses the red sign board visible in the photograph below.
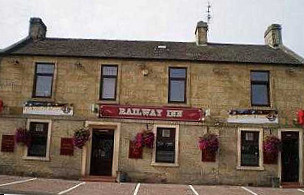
[1,135,15,152]
[60,138,74,156]
[129,141,143,159]
[99,104,203,122]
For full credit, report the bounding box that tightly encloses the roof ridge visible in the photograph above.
[45,37,269,47]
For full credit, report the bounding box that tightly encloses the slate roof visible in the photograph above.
[1,37,302,65]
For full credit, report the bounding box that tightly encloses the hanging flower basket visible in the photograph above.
[263,135,281,164]
[198,133,219,162]
[133,130,155,149]
[130,130,155,159]
[73,128,90,149]
[15,128,31,146]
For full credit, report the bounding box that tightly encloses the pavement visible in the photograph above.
[1,175,304,195]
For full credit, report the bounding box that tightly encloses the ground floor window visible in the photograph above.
[237,128,263,170]
[24,119,52,160]
[152,125,179,166]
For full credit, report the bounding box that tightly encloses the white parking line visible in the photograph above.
[133,183,141,195]
[189,185,199,195]
[241,187,258,195]
[0,178,37,187]
[58,182,85,195]
[298,189,304,193]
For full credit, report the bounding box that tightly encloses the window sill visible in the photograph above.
[97,100,119,105]
[151,162,179,167]
[30,97,55,102]
[23,156,50,161]
[236,166,264,171]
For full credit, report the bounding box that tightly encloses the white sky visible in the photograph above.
[0,0,303,57]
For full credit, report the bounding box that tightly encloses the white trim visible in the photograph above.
[23,119,52,161]
[82,121,121,177]
[151,124,179,167]
[278,128,303,185]
[237,127,264,170]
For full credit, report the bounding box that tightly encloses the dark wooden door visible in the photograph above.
[90,130,114,176]
[281,131,299,182]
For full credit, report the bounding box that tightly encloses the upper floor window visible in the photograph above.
[251,71,269,106]
[100,65,118,100]
[168,67,187,103]
[33,63,55,98]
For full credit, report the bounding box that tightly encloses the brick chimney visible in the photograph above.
[29,17,47,40]
[195,21,208,46]
[264,24,282,48]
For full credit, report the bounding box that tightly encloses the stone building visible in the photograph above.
[0,17,304,186]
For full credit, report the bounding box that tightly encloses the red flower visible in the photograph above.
[73,128,90,149]
[263,135,281,155]
[133,130,155,149]
[198,133,219,153]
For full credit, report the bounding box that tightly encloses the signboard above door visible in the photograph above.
[99,104,204,122]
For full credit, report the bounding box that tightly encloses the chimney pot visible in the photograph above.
[264,24,282,48]
[195,21,208,46]
[29,17,47,40]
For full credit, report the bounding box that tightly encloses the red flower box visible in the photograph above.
[263,152,278,164]
[202,150,216,162]
[129,140,143,159]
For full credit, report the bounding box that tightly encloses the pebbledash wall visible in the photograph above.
[0,18,304,186]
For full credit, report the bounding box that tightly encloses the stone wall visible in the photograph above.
[0,55,303,184]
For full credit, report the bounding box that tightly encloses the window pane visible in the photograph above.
[156,128,175,163]
[170,68,186,78]
[241,131,259,166]
[35,76,53,97]
[102,78,116,99]
[37,64,54,74]
[252,84,269,105]
[170,80,185,102]
[28,123,48,157]
[103,66,117,76]
[251,72,268,82]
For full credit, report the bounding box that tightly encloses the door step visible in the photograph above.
[81,176,116,182]
[281,182,304,188]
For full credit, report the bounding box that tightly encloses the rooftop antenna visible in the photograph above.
[206,1,212,24]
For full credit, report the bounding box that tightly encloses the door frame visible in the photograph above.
[278,128,303,184]
[81,121,121,177]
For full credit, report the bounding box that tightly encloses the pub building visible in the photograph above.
[0,18,304,186]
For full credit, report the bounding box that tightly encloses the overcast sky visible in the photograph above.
[0,0,303,57]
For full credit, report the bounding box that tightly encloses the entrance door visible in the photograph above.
[90,129,114,176]
[281,131,299,182]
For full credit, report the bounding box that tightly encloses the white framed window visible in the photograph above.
[151,124,179,167]
[237,128,264,170]
[23,119,52,161]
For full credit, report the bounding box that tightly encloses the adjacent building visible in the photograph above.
[0,17,304,186]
